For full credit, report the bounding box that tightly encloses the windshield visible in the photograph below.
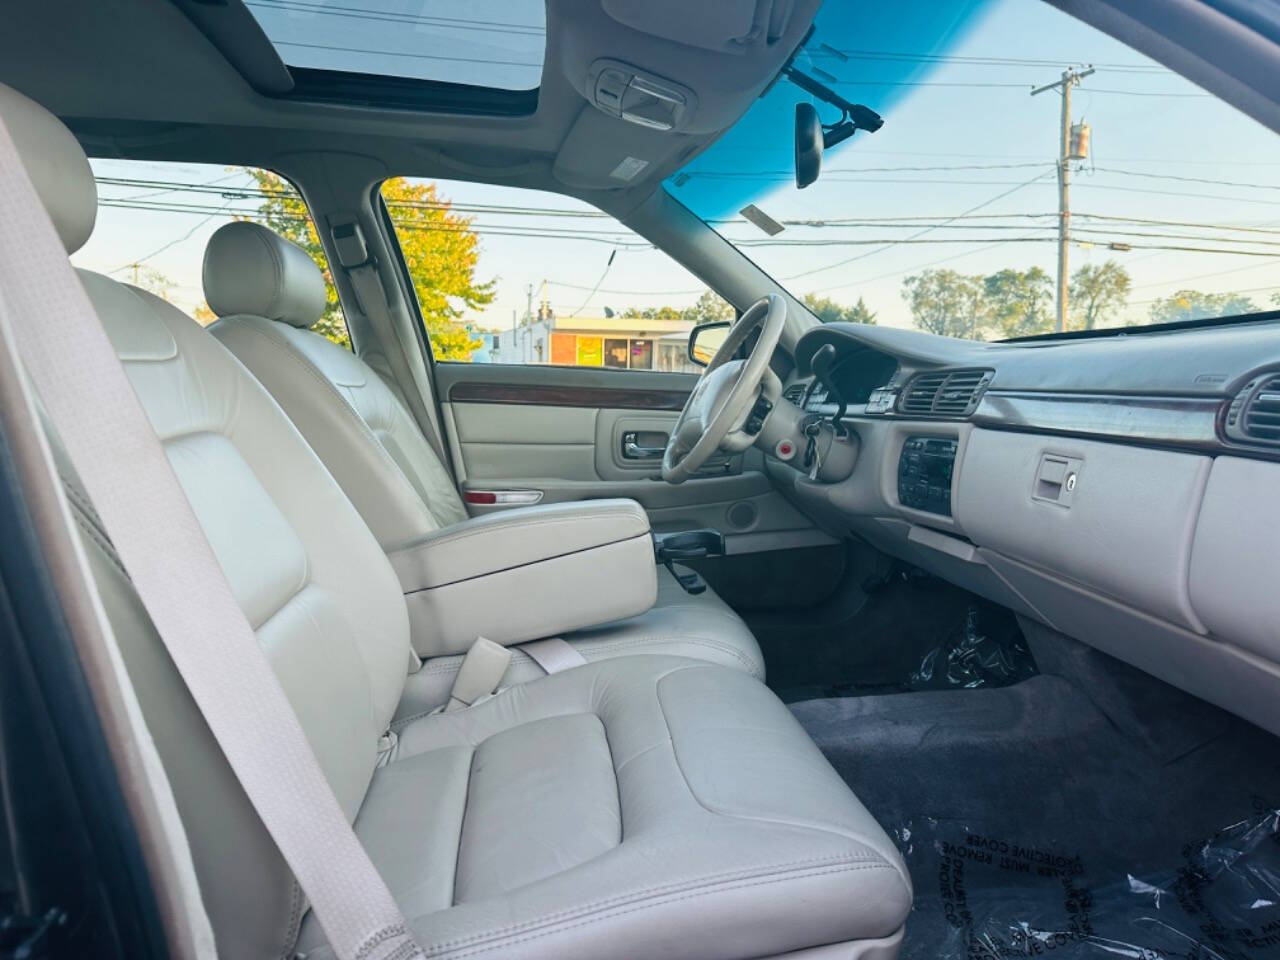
[665,0,1280,338]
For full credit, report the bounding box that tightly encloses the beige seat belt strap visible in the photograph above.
[0,119,424,960]
[332,220,452,472]
[519,638,588,675]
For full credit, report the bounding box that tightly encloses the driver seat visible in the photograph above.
[203,221,764,709]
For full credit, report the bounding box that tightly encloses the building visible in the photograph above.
[485,311,701,372]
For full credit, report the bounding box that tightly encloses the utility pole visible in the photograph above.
[1032,66,1094,332]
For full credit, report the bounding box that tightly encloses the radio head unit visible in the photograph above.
[898,436,957,516]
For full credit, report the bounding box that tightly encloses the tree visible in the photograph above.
[681,289,734,326]
[802,293,877,325]
[902,270,986,340]
[621,305,682,320]
[251,172,494,358]
[1148,289,1258,325]
[129,266,175,302]
[984,267,1052,338]
[193,303,217,326]
[1069,260,1131,330]
[847,297,878,326]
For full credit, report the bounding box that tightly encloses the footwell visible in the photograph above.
[792,631,1280,960]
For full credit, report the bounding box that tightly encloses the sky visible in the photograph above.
[72,0,1280,334]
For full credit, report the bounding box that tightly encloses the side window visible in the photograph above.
[379,177,729,372]
[70,159,351,347]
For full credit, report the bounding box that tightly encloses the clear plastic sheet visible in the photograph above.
[896,806,1280,959]
[908,602,1037,692]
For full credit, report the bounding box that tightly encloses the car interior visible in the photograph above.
[2,2,1280,959]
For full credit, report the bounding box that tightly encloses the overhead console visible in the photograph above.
[552,0,820,188]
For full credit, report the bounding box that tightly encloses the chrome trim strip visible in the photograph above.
[973,391,1221,447]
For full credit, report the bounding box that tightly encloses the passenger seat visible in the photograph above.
[203,221,764,711]
[3,83,913,960]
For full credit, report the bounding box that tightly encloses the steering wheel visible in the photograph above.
[662,294,787,484]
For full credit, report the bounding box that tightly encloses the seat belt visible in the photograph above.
[0,121,424,960]
[331,220,453,474]
[440,637,584,714]
[519,638,587,675]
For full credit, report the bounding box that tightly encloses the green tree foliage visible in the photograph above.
[984,267,1053,337]
[682,289,735,326]
[1148,289,1258,325]
[619,291,733,325]
[128,265,176,302]
[901,270,987,340]
[802,293,877,325]
[1069,260,1131,330]
[251,171,495,358]
[621,305,682,320]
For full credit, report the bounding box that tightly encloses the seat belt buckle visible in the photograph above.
[444,637,512,713]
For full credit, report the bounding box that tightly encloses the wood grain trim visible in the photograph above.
[449,381,690,411]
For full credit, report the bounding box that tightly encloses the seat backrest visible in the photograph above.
[204,221,468,551]
[1,84,412,959]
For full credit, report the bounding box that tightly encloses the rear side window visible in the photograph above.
[71,160,351,347]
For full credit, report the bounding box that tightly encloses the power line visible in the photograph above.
[245,0,545,35]
[779,171,1056,282]
[270,39,541,69]
[1089,166,1280,191]
[809,48,1167,73]
[104,182,252,274]
[824,79,1206,97]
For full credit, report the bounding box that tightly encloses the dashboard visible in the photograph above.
[770,317,1280,741]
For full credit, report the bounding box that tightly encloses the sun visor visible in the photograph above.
[602,0,794,54]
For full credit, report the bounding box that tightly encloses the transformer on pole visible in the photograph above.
[1032,67,1095,332]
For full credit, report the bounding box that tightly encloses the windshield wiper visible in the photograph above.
[784,65,884,148]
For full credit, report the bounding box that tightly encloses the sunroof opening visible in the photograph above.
[244,0,546,91]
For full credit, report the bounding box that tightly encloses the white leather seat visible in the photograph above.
[5,83,911,960]
[202,220,765,710]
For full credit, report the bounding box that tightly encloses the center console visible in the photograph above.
[386,499,657,657]
[897,436,958,516]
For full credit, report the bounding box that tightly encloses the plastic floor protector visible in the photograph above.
[894,806,1280,959]
[791,636,1280,960]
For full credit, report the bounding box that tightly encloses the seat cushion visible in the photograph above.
[297,656,912,960]
[393,566,766,721]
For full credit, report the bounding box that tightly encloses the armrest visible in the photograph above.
[387,499,657,657]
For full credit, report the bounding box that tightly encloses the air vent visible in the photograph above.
[898,368,993,418]
[782,383,807,406]
[1229,374,1280,446]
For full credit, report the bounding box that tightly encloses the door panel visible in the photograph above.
[436,364,829,554]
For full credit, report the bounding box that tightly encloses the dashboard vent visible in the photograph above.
[898,368,993,417]
[782,383,807,406]
[1238,375,1280,446]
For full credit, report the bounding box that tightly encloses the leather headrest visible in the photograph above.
[0,85,96,254]
[203,221,327,328]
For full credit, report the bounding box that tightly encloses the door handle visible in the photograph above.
[622,431,665,460]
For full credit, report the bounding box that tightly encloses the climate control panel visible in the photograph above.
[897,436,957,516]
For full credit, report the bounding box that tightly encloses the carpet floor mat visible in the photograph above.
[792,655,1280,959]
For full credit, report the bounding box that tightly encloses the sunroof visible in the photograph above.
[244,0,546,91]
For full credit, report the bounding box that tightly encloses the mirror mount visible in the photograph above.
[786,65,884,189]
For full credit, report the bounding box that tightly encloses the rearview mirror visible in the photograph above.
[687,321,731,367]
[795,102,823,189]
